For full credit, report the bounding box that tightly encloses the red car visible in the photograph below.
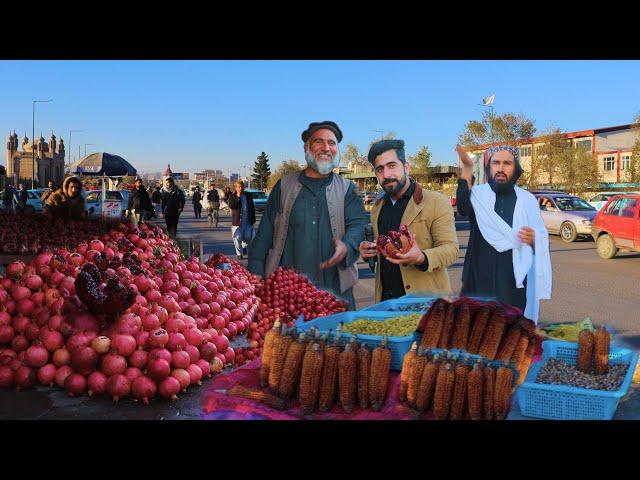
[591,193,640,259]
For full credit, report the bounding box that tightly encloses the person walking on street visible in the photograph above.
[192,186,203,218]
[128,177,154,226]
[359,140,459,302]
[40,180,57,202]
[161,176,185,238]
[151,186,162,220]
[206,182,221,227]
[44,176,85,220]
[3,184,15,212]
[249,121,367,309]
[228,181,256,259]
[455,144,552,323]
[15,184,28,212]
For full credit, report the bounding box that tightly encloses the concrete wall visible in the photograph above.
[596,130,637,152]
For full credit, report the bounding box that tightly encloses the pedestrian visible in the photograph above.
[2,184,15,212]
[192,186,203,218]
[206,182,221,227]
[228,181,256,259]
[44,176,86,220]
[359,140,459,302]
[15,184,28,212]
[161,176,185,238]
[127,177,154,226]
[151,186,162,219]
[455,144,552,323]
[40,180,57,202]
[248,121,367,309]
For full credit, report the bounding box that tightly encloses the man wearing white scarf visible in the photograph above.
[455,145,552,323]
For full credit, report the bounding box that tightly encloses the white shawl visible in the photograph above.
[470,183,552,323]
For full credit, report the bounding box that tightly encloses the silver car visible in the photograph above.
[534,193,598,242]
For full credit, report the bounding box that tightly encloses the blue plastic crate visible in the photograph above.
[295,311,420,371]
[516,340,637,420]
[361,296,437,313]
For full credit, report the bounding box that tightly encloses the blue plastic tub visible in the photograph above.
[516,340,638,420]
[295,311,419,371]
[361,296,437,313]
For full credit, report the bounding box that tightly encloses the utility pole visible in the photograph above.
[32,99,53,188]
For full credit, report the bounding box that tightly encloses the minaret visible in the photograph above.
[163,164,173,182]
[6,132,15,180]
[48,131,57,156]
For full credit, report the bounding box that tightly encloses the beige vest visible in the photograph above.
[264,172,359,293]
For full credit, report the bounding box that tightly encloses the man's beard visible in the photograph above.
[488,172,515,194]
[381,171,408,196]
[305,149,341,175]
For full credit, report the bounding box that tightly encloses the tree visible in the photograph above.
[407,145,432,183]
[536,128,572,188]
[252,152,271,191]
[368,130,396,149]
[557,145,600,195]
[458,110,536,147]
[267,159,302,190]
[342,143,362,167]
[627,113,640,184]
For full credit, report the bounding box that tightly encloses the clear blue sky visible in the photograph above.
[2,60,639,176]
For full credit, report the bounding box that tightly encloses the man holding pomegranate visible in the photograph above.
[44,176,86,220]
[359,140,459,302]
[248,121,367,309]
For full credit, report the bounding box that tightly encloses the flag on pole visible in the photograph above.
[482,94,495,106]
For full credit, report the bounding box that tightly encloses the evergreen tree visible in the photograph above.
[252,152,271,190]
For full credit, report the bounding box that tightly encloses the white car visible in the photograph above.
[588,191,640,211]
[83,190,130,218]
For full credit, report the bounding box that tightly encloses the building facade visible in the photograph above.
[5,131,65,187]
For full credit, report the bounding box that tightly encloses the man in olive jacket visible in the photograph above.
[359,140,459,302]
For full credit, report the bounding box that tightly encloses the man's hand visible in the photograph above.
[320,239,348,270]
[456,144,474,168]
[384,233,426,266]
[518,226,535,247]
[359,240,377,260]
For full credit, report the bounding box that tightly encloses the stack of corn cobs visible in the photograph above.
[230,320,392,414]
[397,298,540,420]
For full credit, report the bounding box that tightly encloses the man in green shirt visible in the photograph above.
[248,121,367,309]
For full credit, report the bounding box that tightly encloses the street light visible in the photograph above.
[84,143,97,157]
[32,99,53,189]
[68,129,83,167]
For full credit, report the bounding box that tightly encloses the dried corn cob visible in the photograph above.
[338,342,357,413]
[449,361,469,420]
[438,304,456,349]
[496,323,522,361]
[228,385,287,410]
[298,343,325,415]
[467,307,492,354]
[407,349,429,407]
[420,301,445,349]
[467,362,484,420]
[415,354,440,414]
[510,334,530,365]
[451,303,471,350]
[577,329,595,373]
[305,327,319,353]
[518,317,537,337]
[594,326,610,375]
[517,341,537,384]
[478,310,507,360]
[318,336,341,412]
[398,342,418,402]
[268,325,294,393]
[494,365,514,420]
[433,361,455,420]
[357,343,371,409]
[259,319,281,388]
[483,363,495,420]
[369,337,392,411]
[278,333,308,400]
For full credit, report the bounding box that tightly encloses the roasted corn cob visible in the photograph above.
[510,333,530,366]
[338,342,357,413]
[398,342,418,402]
[433,360,456,420]
[299,343,325,415]
[494,365,514,420]
[259,319,281,388]
[317,335,341,412]
[406,349,429,407]
[228,385,287,410]
[449,361,469,420]
[278,333,308,400]
[478,310,507,360]
[451,303,471,350]
[496,323,522,361]
[577,329,595,373]
[517,341,537,384]
[483,363,495,420]
[467,362,484,420]
[594,326,610,375]
[369,337,392,411]
[420,301,445,349]
[438,303,456,349]
[268,325,294,393]
[467,307,491,354]
[415,354,440,414]
[357,343,371,409]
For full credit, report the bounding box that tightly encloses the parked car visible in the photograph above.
[591,194,640,259]
[533,192,598,242]
[588,191,640,211]
[83,190,130,218]
[244,189,268,213]
[0,189,45,212]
